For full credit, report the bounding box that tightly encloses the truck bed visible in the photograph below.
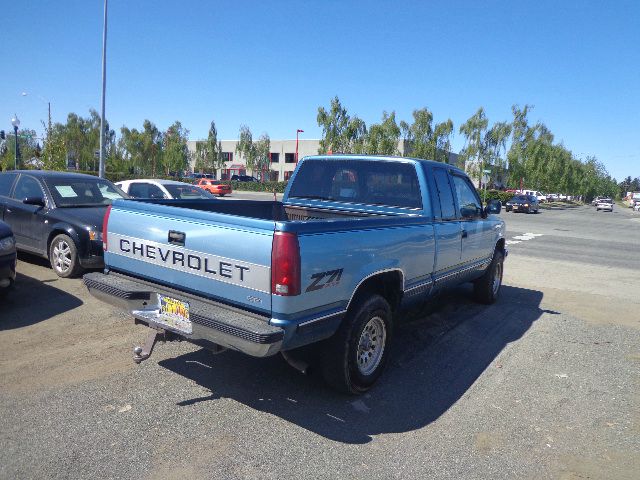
[135,198,386,221]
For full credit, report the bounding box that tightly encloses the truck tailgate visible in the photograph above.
[105,201,274,314]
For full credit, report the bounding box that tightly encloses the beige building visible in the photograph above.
[187,139,321,181]
[187,138,460,181]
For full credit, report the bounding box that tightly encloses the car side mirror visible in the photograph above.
[486,199,502,214]
[23,196,45,207]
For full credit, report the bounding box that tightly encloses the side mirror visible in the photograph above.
[23,196,46,207]
[486,199,502,214]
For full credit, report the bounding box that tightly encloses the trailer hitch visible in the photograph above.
[133,328,167,364]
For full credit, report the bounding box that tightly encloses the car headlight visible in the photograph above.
[524,203,529,207]
[0,236,16,253]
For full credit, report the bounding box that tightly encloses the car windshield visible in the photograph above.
[600,198,612,203]
[45,177,127,207]
[511,195,527,202]
[164,184,214,199]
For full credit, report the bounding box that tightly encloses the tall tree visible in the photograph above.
[459,107,489,186]
[317,96,367,154]
[400,108,433,159]
[236,125,258,173]
[195,120,223,175]
[433,119,454,163]
[162,121,189,175]
[364,111,400,155]
[254,133,271,181]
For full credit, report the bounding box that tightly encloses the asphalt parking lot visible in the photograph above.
[1,200,639,480]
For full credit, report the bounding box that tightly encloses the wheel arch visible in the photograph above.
[346,269,404,314]
[47,223,80,254]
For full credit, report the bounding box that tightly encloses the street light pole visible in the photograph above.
[11,115,20,170]
[295,129,304,164]
[99,0,108,178]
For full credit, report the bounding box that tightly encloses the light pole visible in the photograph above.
[99,0,108,178]
[11,115,20,170]
[21,92,51,134]
[295,129,304,164]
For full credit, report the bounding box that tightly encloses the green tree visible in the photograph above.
[236,125,258,173]
[195,120,223,175]
[459,107,489,186]
[254,133,271,181]
[364,111,400,155]
[400,108,433,159]
[162,121,189,175]
[433,119,454,163]
[317,96,367,154]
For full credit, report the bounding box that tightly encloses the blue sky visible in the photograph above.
[2,0,638,180]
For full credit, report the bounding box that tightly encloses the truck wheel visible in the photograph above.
[49,234,83,278]
[473,249,504,305]
[320,294,392,394]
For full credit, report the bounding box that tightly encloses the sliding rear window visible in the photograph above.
[289,160,422,209]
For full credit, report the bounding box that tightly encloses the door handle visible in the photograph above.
[461,229,468,238]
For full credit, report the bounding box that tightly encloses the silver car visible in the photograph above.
[595,198,614,212]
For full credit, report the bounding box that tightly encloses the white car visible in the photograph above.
[522,190,547,203]
[116,179,214,200]
[595,198,614,212]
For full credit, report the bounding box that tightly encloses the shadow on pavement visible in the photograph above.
[159,284,545,444]
[0,272,83,329]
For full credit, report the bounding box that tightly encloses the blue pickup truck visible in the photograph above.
[85,155,505,393]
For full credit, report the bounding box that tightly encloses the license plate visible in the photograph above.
[157,295,192,334]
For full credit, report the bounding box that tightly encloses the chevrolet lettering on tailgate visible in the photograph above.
[110,233,271,292]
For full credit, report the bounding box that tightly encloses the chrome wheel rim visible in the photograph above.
[356,316,386,376]
[53,240,72,274]
[492,261,503,296]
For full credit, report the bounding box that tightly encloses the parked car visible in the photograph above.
[195,179,232,197]
[0,171,127,277]
[231,174,259,182]
[595,198,614,212]
[116,179,215,200]
[591,196,604,206]
[634,203,640,212]
[0,220,17,295]
[505,194,539,213]
[522,190,547,203]
[85,155,506,393]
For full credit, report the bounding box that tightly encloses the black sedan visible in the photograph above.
[505,194,539,213]
[0,220,17,295]
[0,171,127,277]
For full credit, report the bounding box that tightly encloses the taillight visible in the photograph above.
[271,232,300,296]
[102,205,112,251]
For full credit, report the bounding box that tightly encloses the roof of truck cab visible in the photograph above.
[300,155,466,175]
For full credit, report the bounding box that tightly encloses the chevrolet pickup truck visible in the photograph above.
[85,155,506,393]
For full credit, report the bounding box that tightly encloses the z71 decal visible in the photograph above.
[306,268,344,292]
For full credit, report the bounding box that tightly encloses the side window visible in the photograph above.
[128,183,165,199]
[433,168,457,220]
[0,173,18,197]
[451,175,482,218]
[12,175,44,200]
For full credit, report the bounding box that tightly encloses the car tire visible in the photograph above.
[473,249,504,305]
[320,294,392,394]
[49,234,83,278]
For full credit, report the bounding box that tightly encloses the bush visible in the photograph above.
[230,180,289,193]
[477,189,514,205]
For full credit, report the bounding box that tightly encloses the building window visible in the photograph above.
[284,171,293,181]
[221,152,233,163]
[270,153,280,163]
[285,153,296,163]
[270,171,279,181]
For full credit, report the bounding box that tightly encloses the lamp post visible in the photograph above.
[11,115,20,170]
[99,0,108,178]
[295,129,304,164]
